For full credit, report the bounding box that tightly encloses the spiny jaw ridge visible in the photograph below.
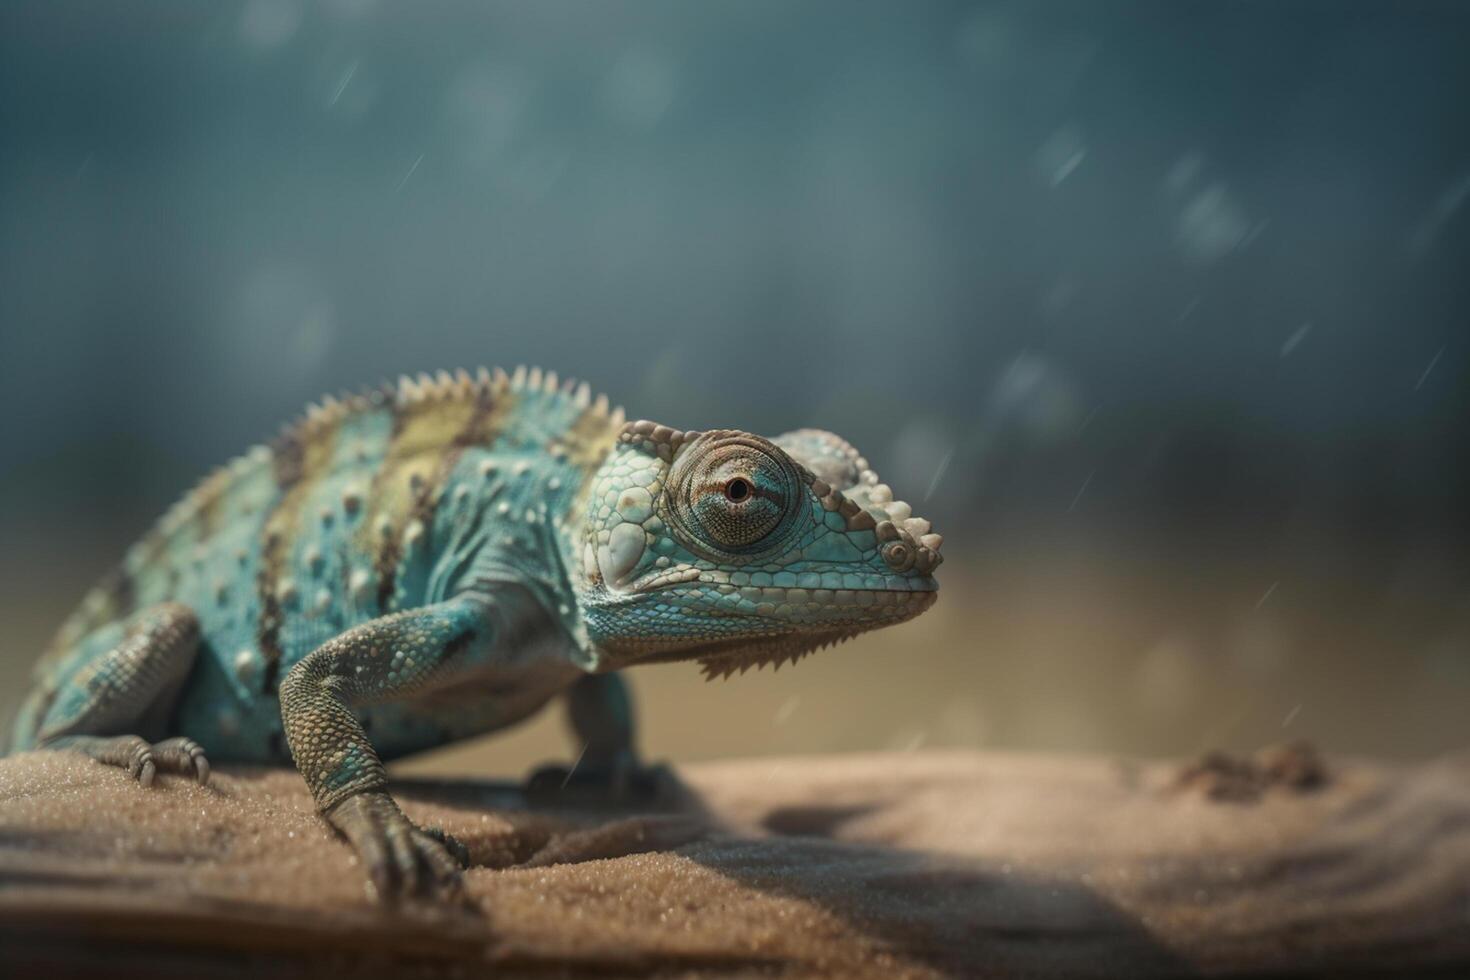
[696,629,866,680]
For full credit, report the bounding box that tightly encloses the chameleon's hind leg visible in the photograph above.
[526,672,668,801]
[36,601,209,786]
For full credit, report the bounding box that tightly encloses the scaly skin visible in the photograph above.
[8,366,942,901]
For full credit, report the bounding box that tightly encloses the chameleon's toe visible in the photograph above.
[124,738,157,787]
[421,825,472,869]
[93,735,157,786]
[150,736,211,785]
[409,827,466,894]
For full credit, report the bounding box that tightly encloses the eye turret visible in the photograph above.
[666,433,803,556]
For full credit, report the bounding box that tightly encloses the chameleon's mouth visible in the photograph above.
[696,589,936,678]
[595,587,937,677]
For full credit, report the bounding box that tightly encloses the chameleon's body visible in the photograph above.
[9,367,941,898]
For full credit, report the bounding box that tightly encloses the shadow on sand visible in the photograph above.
[384,770,1191,979]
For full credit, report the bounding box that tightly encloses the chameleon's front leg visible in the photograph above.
[278,595,488,901]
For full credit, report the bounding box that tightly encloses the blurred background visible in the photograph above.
[2,1,1467,777]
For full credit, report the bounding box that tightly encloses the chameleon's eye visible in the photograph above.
[693,456,784,548]
[667,435,802,555]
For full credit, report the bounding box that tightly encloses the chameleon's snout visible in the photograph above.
[865,487,942,577]
[771,428,943,577]
[826,477,942,583]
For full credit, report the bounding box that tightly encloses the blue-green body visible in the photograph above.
[16,369,612,761]
[10,366,941,899]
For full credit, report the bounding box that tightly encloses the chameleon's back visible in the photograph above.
[12,368,623,759]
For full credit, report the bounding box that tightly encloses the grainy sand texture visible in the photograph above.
[2,748,1469,978]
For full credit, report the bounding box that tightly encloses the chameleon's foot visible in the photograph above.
[326,791,466,902]
[47,734,211,787]
[524,757,672,805]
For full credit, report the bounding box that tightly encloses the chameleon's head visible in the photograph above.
[573,422,941,676]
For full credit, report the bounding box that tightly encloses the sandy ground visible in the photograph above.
[2,747,1470,978]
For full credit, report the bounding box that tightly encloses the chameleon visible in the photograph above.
[7,367,942,900]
